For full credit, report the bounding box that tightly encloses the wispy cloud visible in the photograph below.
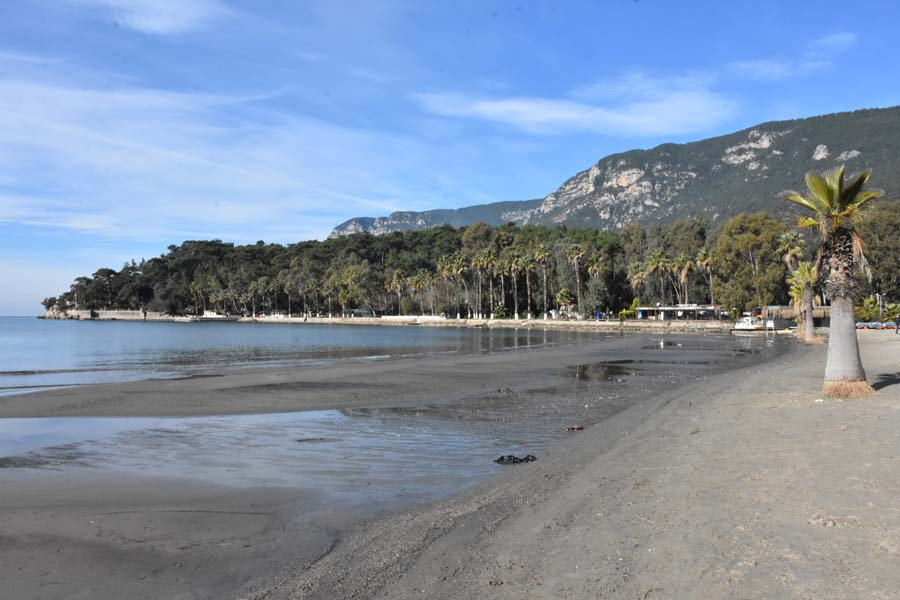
[0,67,463,242]
[66,0,232,35]
[417,31,859,136]
[414,71,737,137]
[728,32,857,81]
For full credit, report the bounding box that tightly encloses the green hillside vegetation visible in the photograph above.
[43,202,900,319]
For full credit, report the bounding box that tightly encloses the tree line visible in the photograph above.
[42,204,900,319]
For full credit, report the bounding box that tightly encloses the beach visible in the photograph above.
[2,331,898,598]
[247,330,900,600]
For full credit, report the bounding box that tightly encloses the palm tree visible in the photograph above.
[695,246,715,305]
[533,243,550,316]
[675,253,695,304]
[506,251,521,319]
[482,251,497,318]
[777,231,806,273]
[566,243,587,312]
[645,249,670,305]
[386,269,405,315]
[785,165,883,397]
[627,262,647,307]
[788,261,820,344]
[521,253,537,318]
[586,255,605,281]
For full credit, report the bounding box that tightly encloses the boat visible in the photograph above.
[732,316,766,331]
[198,310,240,322]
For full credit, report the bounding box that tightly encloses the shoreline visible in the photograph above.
[0,332,792,600]
[243,330,900,599]
[38,309,754,333]
[0,331,776,419]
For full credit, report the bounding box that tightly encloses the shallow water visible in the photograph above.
[0,317,595,396]
[0,333,787,511]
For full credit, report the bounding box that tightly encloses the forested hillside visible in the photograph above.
[44,201,900,318]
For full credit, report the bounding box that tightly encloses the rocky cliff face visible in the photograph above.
[330,106,900,236]
[330,200,541,237]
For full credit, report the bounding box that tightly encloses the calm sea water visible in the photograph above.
[0,317,596,396]
[0,327,786,512]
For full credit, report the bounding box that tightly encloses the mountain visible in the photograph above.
[330,106,900,236]
[330,199,542,237]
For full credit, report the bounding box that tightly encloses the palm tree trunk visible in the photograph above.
[823,296,872,397]
[803,296,817,342]
[489,270,494,317]
[574,262,582,312]
[511,270,519,318]
[477,271,483,318]
[541,264,548,315]
[525,270,533,317]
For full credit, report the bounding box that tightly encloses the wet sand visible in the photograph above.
[243,331,900,600]
[1,332,807,599]
[0,333,766,419]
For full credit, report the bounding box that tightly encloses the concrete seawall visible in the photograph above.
[240,315,739,333]
[39,311,791,334]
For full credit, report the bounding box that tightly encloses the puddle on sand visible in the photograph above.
[0,406,588,511]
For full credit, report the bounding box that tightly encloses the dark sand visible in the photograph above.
[7,332,899,599]
[0,333,779,599]
[242,331,900,600]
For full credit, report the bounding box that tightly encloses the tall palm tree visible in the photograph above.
[787,261,820,344]
[521,253,537,318]
[785,165,883,397]
[627,262,647,307]
[566,243,587,312]
[533,243,550,316]
[645,249,670,305]
[675,252,695,305]
[695,246,715,305]
[586,255,605,281]
[586,255,605,315]
[386,269,405,315]
[507,251,521,318]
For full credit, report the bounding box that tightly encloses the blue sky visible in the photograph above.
[2,0,899,314]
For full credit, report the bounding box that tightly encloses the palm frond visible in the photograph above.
[785,192,822,213]
[824,165,846,209]
[795,216,820,229]
[851,230,872,283]
[839,169,870,207]
[804,172,835,210]
[847,188,884,210]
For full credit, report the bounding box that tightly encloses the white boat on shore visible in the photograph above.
[198,311,240,322]
[732,316,766,332]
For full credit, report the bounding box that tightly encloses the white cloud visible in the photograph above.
[0,75,461,243]
[809,32,857,53]
[729,58,794,81]
[415,71,737,137]
[66,0,232,34]
[728,32,857,81]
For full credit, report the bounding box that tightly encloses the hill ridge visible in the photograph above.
[330,106,900,236]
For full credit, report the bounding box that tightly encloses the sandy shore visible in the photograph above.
[0,332,780,600]
[0,333,748,418]
[4,331,898,599]
[243,330,900,600]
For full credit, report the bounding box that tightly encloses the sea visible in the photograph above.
[0,316,786,512]
[0,316,594,396]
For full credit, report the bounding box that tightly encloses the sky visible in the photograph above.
[2,1,900,315]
